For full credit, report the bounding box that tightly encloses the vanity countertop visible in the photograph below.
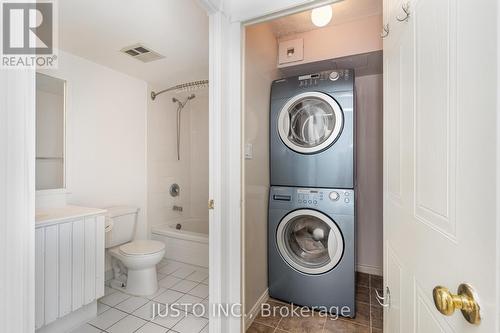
[36,205,107,228]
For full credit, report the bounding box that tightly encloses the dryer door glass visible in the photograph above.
[277,209,344,275]
[278,92,343,154]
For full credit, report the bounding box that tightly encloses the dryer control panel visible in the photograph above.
[270,68,354,102]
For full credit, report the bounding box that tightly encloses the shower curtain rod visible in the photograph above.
[150,79,209,100]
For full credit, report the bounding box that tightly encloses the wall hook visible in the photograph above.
[380,24,390,39]
[396,2,410,22]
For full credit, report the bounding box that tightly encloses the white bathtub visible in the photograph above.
[151,219,209,268]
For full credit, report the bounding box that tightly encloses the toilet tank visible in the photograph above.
[105,206,139,248]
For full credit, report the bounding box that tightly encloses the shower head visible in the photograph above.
[172,94,195,108]
[151,80,208,100]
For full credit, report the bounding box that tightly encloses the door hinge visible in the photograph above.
[208,199,214,210]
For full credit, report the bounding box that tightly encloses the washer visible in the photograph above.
[270,69,354,188]
[268,186,355,316]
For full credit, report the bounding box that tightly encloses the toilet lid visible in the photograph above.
[119,240,165,256]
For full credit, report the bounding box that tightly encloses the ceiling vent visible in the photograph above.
[120,43,165,63]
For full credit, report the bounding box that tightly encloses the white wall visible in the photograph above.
[147,87,209,233]
[355,74,383,275]
[244,22,279,315]
[38,50,149,240]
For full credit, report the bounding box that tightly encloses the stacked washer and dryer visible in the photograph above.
[268,69,356,317]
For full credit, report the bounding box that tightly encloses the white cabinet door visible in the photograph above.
[72,219,85,311]
[383,0,498,332]
[43,225,59,325]
[35,229,45,330]
[95,215,105,299]
[84,216,96,305]
[58,222,73,317]
[35,214,105,329]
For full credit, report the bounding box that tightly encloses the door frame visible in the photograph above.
[0,70,36,332]
[203,1,343,331]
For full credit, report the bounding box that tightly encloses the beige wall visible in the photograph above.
[278,14,382,68]
[355,74,383,274]
[244,23,278,315]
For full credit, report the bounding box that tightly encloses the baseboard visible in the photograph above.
[356,263,383,276]
[245,289,269,330]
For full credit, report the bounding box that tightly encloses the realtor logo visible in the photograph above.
[1,0,58,68]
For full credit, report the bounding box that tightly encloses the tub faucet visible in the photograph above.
[172,205,183,212]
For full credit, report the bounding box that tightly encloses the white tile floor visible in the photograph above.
[71,259,209,333]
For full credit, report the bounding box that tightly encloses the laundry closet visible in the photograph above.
[243,1,384,331]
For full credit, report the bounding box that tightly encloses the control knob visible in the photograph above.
[329,71,340,81]
[329,191,340,201]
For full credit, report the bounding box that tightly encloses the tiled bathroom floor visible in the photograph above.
[71,259,209,333]
[246,272,383,333]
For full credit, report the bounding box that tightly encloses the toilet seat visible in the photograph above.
[119,240,165,256]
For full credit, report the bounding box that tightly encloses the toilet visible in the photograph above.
[105,206,166,296]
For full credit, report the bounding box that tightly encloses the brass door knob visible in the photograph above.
[432,283,481,325]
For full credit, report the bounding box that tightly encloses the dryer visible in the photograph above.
[270,69,354,189]
[268,186,355,316]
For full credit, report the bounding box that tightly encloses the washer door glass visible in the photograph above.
[276,209,344,275]
[278,92,343,154]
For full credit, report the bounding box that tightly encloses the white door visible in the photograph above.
[383,0,498,332]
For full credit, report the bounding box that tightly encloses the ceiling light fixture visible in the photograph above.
[311,5,333,27]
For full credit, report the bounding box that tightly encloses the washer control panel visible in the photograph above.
[293,188,353,207]
[270,187,354,215]
[297,189,322,205]
[297,69,352,88]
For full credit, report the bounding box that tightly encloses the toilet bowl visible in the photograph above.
[105,206,166,296]
[108,240,165,296]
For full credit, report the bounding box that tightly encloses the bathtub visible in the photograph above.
[151,219,209,268]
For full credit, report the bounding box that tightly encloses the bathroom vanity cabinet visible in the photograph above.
[35,206,106,331]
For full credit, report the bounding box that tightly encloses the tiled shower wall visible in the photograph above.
[147,88,209,229]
